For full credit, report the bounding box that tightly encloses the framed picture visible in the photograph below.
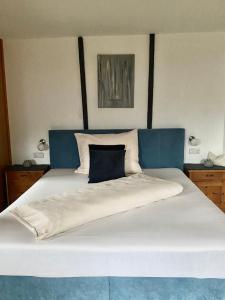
[98,54,135,108]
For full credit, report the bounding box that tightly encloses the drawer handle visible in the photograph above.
[19,174,28,177]
[206,174,214,177]
[212,192,221,195]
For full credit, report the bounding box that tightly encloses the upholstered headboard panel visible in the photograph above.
[49,128,185,170]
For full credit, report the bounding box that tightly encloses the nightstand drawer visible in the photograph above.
[5,165,50,205]
[8,181,35,194]
[207,186,224,205]
[195,183,208,195]
[195,183,223,206]
[190,171,223,182]
[7,171,43,181]
[184,164,225,213]
[6,172,44,204]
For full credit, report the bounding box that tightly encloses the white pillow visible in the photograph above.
[75,129,142,174]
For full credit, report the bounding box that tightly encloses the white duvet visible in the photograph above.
[10,174,183,240]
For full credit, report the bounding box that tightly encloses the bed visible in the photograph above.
[1,128,225,300]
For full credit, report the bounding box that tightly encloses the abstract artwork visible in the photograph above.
[97,54,135,108]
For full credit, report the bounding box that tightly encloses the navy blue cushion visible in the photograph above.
[88,145,126,183]
[89,144,125,151]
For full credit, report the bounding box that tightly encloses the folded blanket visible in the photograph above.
[10,174,183,240]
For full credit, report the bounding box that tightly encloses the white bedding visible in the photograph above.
[1,168,225,278]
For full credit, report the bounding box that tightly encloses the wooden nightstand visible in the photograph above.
[5,165,50,205]
[184,164,225,212]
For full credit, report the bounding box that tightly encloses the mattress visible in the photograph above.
[1,168,225,278]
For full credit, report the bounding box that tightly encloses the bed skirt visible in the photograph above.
[1,276,225,300]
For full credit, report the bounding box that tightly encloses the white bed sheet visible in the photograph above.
[1,168,225,278]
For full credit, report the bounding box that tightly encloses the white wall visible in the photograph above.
[4,33,225,165]
[153,33,225,163]
[4,37,83,164]
[224,116,225,152]
[4,35,149,164]
[224,114,225,152]
[222,111,225,153]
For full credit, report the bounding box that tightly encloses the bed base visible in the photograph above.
[1,276,225,300]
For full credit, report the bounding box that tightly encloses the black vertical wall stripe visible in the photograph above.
[78,36,89,129]
[147,34,155,129]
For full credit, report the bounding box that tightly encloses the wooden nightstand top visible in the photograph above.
[6,164,50,172]
[184,163,225,171]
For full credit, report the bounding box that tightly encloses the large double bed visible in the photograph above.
[1,128,225,300]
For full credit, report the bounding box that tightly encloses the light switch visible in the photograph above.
[33,152,44,158]
[189,148,200,155]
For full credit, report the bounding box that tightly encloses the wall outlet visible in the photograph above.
[33,152,44,158]
[189,147,200,155]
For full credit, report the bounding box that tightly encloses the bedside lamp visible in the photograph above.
[188,136,200,146]
[37,139,49,151]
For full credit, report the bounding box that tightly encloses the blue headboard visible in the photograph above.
[49,128,185,170]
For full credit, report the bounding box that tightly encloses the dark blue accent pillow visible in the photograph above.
[89,144,125,151]
[88,145,126,183]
